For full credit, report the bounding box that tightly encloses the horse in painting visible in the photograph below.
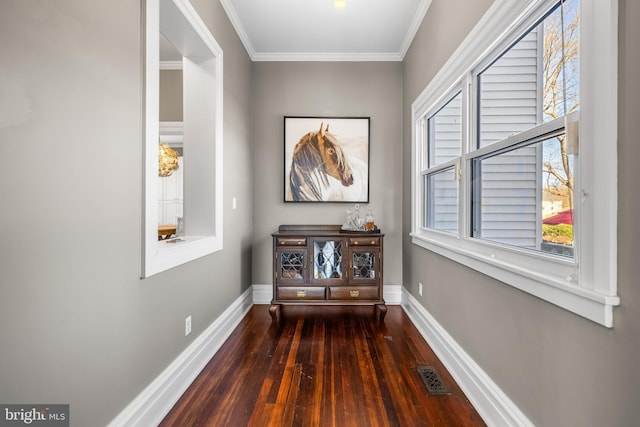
[289,123,356,201]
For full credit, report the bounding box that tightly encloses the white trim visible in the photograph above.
[578,0,618,297]
[159,121,183,136]
[411,234,618,326]
[218,0,256,59]
[411,0,534,120]
[159,121,183,145]
[252,284,273,305]
[142,0,224,278]
[401,288,534,427]
[249,51,404,62]
[410,0,619,327]
[251,284,403,305]
[218,0,430,62]
[398,0,432,59]
[382,284,402,305]
[106,288,253,427]
[160,60,183,70]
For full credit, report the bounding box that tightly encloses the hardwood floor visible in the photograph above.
[160,305,485,427]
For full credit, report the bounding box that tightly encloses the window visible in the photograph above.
[423,90,462,234]
[472,128,570,256]
[142,0,224,278]
[411,0,619,327]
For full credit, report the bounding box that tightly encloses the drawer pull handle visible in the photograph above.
[371,240,376,245]
[296,290,307,297]
[349,290,360,298]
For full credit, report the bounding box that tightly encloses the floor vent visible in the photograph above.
[416,366,450,395]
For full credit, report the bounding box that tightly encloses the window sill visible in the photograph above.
[144,235,223,277]
[411,232,619,327]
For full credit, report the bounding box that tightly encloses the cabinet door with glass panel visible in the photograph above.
[275,237,307,284]
[310,238,345,285]
[347,237,381,285]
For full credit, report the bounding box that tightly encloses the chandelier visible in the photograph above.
[158,143,179,177]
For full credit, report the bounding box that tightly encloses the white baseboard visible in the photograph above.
[109,285,524,427]
[252,284,272,304]
[383,284,402,304]
[401,287,534,427]
[107,288,254,427]
[251,283,402,305]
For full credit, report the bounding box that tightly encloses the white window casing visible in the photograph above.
[411,0,619,327]
[143,0,224,278]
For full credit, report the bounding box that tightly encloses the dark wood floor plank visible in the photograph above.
[160,305,486,427]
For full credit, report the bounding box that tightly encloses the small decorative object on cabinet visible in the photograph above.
[270,224,386,320]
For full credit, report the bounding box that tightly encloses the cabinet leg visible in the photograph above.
[376,304,387,321]
[269,304,281,321]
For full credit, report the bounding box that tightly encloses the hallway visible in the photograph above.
[160,305,485,426]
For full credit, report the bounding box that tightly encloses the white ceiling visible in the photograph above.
[219,0,433,61]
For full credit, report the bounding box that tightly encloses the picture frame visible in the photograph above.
[284,116,370,203]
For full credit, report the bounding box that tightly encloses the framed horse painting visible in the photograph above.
[284,116,370,203]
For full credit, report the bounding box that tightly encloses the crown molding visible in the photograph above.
[399,0,432,59]
[219,0,430,62]
[250,51,404,62]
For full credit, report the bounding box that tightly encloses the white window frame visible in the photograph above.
[421,87,464,235]
[411,0,619,327]
[142,0,224,278]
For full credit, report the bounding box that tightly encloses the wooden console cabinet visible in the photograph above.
[270,224,386,320]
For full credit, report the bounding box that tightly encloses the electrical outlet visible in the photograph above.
[419,282,423,296]
[185,315,192,336]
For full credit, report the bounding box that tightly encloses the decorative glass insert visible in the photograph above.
[352,252,376,279]
[280,251,304,279]
[314,240,343,279]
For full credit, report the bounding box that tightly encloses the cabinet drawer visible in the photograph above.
[328,286,379,301]
[277,237,307,247]
[349,237,380,247]
[277,286,325,300]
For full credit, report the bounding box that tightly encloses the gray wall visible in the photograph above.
[2,0,639,425]
[160,70,183,121]
[251,62,403,288]
[0,0,253,425]
[402,0,640,426]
